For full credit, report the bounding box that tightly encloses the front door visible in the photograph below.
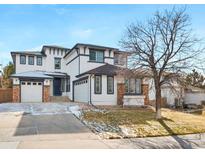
[53,78,62,96]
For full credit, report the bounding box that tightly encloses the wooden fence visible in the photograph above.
[0,88,13,103]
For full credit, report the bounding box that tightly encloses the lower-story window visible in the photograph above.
[107,76,114,94]
[95,75,102,94]
[125,78,142,94]
[66,78,70,92]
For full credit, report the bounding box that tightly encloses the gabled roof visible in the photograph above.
[10,71,53,79]
[42,45,70,50]
[11,45,70,57]
[64,43,130,58]
[10,71,68,79]
[185,85,205,92]
[76,63,150,78]
[74,43,118,50]
[11,51,46,56]
[76,64,120,78]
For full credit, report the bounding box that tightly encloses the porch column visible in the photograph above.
[117,83,125,105]
[43,79,51,102]
[12,78,20,103]
[142,84,149,105]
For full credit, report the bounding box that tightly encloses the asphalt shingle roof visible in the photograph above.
[10,71,53,79]
[76,63,153,78]
[11,51,45,56]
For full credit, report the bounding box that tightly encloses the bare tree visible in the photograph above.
[120,7,204,119]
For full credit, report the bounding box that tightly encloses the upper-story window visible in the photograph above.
[37,56,42,66]
[20,55,26,64]
[89,49,104,63]
[28,56,34,65]
[54,58,61,69]
[114,54,126,66]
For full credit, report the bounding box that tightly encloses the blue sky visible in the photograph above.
[0,4,205,66]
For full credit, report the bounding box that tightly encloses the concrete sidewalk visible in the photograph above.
[1,132,205,149]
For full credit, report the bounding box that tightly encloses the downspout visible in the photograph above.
[89,74,97,109]
[89,75,92,105]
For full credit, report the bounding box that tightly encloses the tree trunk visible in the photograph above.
[155,83,162,119]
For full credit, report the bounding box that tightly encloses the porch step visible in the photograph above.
[50,96,71,102]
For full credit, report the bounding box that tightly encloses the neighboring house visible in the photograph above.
[184,86,205,106]
[147,77,184,107]
[147,76,205,107]
[10,43,149,105]
[0,64,3,88]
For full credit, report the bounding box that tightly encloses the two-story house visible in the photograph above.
[10,43,149,105]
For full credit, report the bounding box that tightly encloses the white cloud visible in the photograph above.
[55,8,73,16]
[71,29,93,39]
[26,45,43,51]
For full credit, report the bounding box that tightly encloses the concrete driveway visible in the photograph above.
[0,103,109,149]
[0,103,205,149]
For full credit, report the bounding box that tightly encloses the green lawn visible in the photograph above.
[83,107,205,137]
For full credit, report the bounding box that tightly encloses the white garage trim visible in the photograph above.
[73,77,89,103]
[20,80,43,103]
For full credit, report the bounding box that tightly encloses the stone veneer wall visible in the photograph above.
[117,83,125,105]
[12,85,20,102]
[43,85,50,102]
[142,84,149,105]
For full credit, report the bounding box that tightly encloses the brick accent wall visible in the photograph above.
[43,85,50,102]
[117,83,125,105]
[142,84,149,105]
[12,85,20,102]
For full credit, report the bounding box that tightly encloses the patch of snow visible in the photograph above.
[0,103,72,115]
[68,105,82,118]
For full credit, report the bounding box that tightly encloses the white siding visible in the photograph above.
[91,75,117,105]
[146,78,182,106]
[65,49,79,100]
[79,47,114,74]
[79,56,105,74]
[43,48,67,72]
[15,54,46,73]
[123,95,145,106]
[15,47,66,73]
[161,87,181,106]
[50,79,53,96]
[184,93,205,105]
